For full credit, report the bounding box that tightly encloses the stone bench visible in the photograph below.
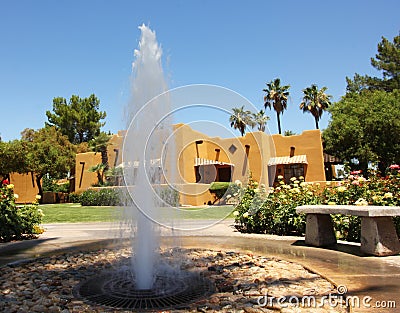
[296,205,400,256]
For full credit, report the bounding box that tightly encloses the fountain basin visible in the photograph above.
[0,240,348,312]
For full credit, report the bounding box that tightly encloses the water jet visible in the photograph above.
[75,24,213,310]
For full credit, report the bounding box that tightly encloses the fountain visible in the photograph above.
[73,24,214,310]
[124,23,168,290]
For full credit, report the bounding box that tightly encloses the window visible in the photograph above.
[284,164,304,182]
[195,165,232,183]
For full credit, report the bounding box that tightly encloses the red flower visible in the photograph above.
[350,170,362,175]
[389,164,400,170]
[2,179,9,185]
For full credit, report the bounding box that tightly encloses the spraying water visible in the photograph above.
[122,24,172,290]
[75,24,270,310]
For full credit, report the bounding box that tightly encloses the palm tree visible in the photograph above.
[284,130,296,136]
[300,84,332,129]
[229,106,254,136]
[88,132,111,185]
[89,132,111,168]
[88,163,107,186]
[263,78,290,134]
[252,110,269,132]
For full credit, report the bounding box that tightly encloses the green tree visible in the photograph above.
[346,32,400,93]
[46,94,106,144]
[300,84,332,129]
[0,140,30,181]
[229,106,254,136]
[323,90,400,174]
[263,78,290,134]
[20,128,35,142]
[26,127,76,200]
[252,110,269,132]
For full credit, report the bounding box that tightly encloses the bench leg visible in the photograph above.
[305,214,337,247]
[360,217,400,256]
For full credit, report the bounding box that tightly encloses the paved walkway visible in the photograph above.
[1,220,400,312]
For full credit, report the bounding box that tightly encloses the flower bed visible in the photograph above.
[233,169,400,242]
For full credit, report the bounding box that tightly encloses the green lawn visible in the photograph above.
[170,205,235,220]
[40,203,121,223]
[40,203,235,223]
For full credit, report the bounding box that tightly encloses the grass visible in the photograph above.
[40,203,121,223]
[169,205,235,220]
[40,203,235,223]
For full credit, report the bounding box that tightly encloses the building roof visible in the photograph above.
[268,155,308,166]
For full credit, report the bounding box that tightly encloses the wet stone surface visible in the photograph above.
[0,248,348,312]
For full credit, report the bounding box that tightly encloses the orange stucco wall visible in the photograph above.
[271,130,326,182]
[75,152,102,192]
[9,172,38,203]
[74,131,124,193]
[107,131,124,167]
[173,124,273,186]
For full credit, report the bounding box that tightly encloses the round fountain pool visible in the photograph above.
[0,246,348,312]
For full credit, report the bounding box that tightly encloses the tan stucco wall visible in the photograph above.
[9,172,38,203]
[173,124,273,187]
[177,183,215,206]
[75,152,102,192]
[271,130,326,182]
[107,131,124,167]
[74,132,124,193]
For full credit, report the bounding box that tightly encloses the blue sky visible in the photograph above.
[0,0,399,141]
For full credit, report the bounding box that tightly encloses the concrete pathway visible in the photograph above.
[1,220,400,312]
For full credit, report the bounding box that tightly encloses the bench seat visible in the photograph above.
[296,205,400,256]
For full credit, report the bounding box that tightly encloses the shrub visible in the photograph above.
[156,185,180,206]
[234,175,318,235]
[68,192,81,204]
[71,186,178,207]
[0,183,43,242]
[209,182,241,204]
[77,188,121,206]
[42,175,70,193]
[71,188,133,206]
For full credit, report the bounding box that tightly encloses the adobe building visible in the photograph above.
[269,130,326,184]
[75,124,326,206]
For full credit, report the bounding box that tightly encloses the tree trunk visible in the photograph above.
[78,132,84,144]
[35,174,43,204]
[315,117,319,129]
[97,170,104,186]
[378,161,388,176]
[358,160,369,178]
[277,111,282,134]
[101,147,109,171]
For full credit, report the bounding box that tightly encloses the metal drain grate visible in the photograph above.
[74,270,214,310]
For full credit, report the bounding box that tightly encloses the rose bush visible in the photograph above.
[234,168,400,242]
[0,182,43,242]
[234,175,320,235]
